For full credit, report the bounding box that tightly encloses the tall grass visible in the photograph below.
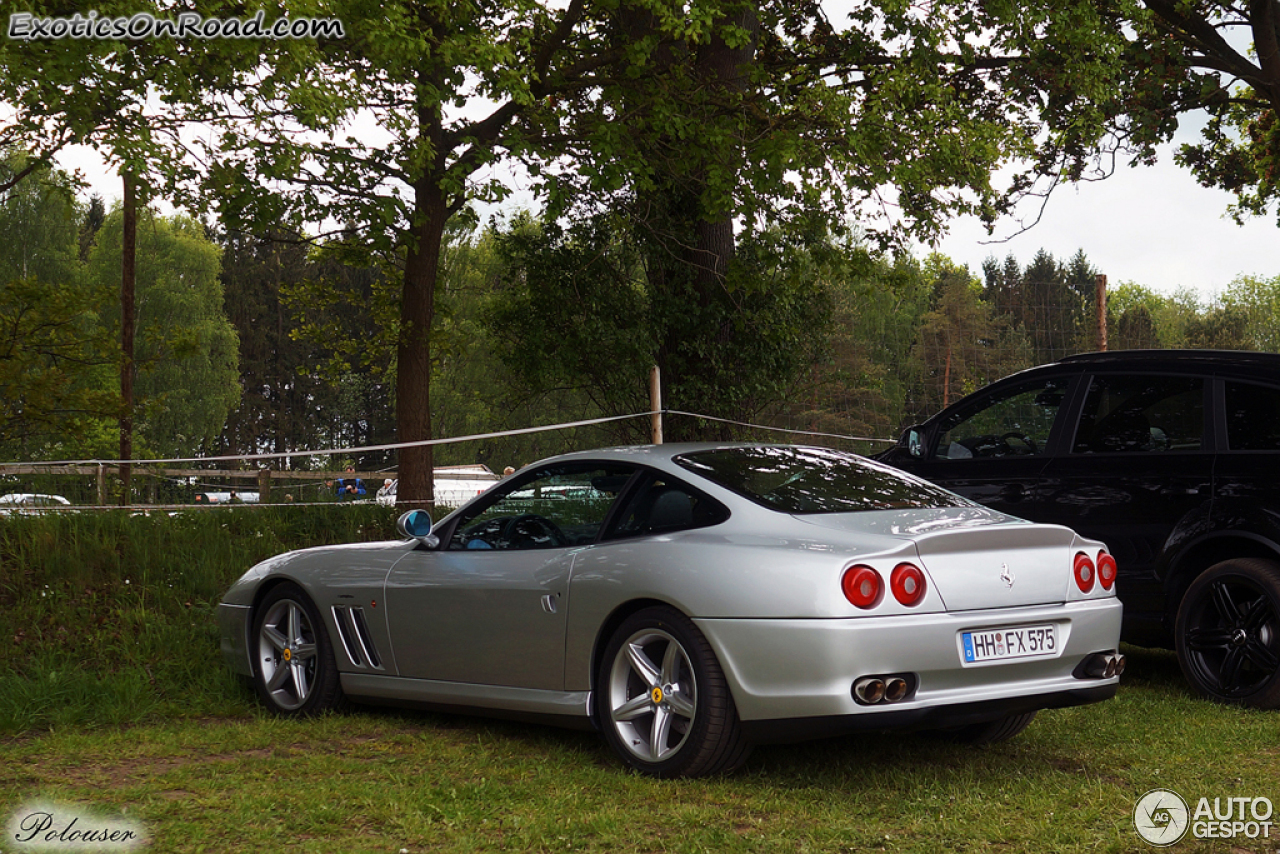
[0,505,400,735]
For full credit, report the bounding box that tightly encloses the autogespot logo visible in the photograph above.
[1134,789,1190,846]
[1134,788,1275,846]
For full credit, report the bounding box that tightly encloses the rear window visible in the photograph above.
[1225,381,1280,451]
[675,446,970,514]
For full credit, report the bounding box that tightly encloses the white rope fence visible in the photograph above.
[1,410,894,470]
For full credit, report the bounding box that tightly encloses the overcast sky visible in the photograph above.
[928,142,1280,300]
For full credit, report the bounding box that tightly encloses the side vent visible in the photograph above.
[331,606,384,670]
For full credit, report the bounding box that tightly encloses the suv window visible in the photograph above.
[934,378,1069,460]
[1225,380,1280,451]
[1071,375,1204,454]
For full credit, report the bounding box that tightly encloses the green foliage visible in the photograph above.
[982,249,1095,364]
[1221,274,1280,352]
[84,209,240,459]
[0,153,117,455]
[485,212,833,441]
[0,504,399,734]
[912,259,1034,416]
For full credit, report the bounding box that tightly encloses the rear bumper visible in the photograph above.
[695,597,1123,729]
[741,684,1115,743]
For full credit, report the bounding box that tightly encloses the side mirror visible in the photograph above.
[397,509,437,547]
[905,427,925,459]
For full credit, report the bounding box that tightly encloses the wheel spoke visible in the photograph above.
[288,603,304,645]
[1185,626,1234,651]
[666,686,695,719]
[626,642,661,688]
[650,705,673,761]
[262,625,289,653]
[1211,582,1242,624]
[612,694,653,723]
[1219,647,1245,692]
[292,642,317,663]
[1242,598,1274,632]
[291,659,310,701]
[660,639,684,686]
[1243,639,1280,673]
[266,660,290,692]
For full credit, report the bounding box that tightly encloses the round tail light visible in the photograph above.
[1097,551,1117,591]
[842,565,883,609]
[890,563,927,607]
[1073,552,1096,593]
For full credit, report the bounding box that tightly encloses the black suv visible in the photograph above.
[878,350,1280,708]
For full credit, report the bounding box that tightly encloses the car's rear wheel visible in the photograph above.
[944,711,1037,745]
[596,606,751,778]
[1176,558,1280,709]
[252,583,344,715]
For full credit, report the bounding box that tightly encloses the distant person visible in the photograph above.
[503,466,515,478]
[336,467,366,498]
[228,490,244,504]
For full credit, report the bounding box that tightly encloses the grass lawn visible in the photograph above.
[2,512,1278,852]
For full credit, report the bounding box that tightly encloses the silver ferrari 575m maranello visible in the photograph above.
[219,444,1124,778]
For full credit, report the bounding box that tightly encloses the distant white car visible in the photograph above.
[194,492,259,504]
[0,493,72,514]
[375,476,497,509]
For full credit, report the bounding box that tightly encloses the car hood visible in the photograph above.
[792,507,1082,610]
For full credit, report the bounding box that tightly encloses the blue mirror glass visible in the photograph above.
[397,509,433,540]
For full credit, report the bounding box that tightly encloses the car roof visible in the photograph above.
[531,442,830,466]
[1055,349,1280,373]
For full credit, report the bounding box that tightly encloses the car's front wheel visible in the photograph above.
[252,583,345,715]
[1176,558,1280,709]
[596,606,751,778]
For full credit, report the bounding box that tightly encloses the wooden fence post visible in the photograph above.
[1096,274,1108,352]
[649,365,663,445]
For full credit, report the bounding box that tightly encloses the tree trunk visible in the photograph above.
[119,170,136,504]
[395,180,446,509]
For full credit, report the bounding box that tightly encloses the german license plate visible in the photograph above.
[960,624,1058,664]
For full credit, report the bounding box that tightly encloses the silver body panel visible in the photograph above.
[220,444,1123,732]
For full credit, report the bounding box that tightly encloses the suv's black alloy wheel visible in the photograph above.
[1176,559,1280,709]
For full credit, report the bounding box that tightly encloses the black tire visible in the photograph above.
[251,583,345,715]
[1175,558,1280,709]
[595,606,751,778]
[944,711,1037,745]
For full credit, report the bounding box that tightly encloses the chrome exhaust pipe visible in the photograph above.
[1080,652,1125,679]
[854,677,885,704]
[884,677,909,703]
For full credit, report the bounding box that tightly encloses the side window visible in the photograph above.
[1072,375,1204,454]
[934,378,1069,460]
[448,466,633,550]
[1225,381,1280,451]
[605,475,729,540]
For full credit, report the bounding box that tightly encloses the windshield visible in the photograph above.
[675,446,970,514]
